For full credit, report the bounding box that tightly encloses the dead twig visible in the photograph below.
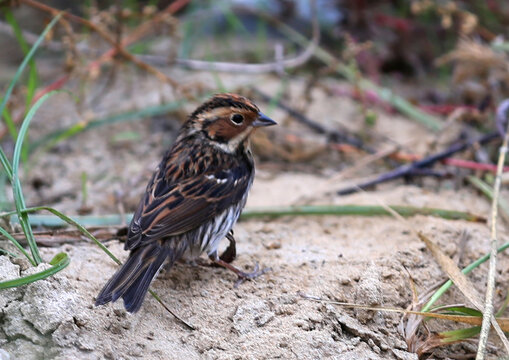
[337,131,500,195]
[476,100,509,359]
[298,293,509,329]
[174,0,319,74]
[367,188,509,355]
[18,0,183,102]
[121,0,189,46]
[11,227,124,247]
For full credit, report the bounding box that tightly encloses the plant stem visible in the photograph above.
[476,109,509,358]
[422,242,509,312]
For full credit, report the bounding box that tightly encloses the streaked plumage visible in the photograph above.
[95,93,276,312]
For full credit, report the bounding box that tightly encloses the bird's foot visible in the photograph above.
[212,258,271,288]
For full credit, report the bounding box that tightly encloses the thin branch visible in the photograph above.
[476,101,509,359]
[173,0,319,73]
[337,132,500,195]
[24,0,187,106]
[122,0,190,45]
[19,0,179,89]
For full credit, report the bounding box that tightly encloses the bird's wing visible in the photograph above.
[126,155,252,250]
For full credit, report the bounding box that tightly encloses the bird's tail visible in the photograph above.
[95,242,171,313]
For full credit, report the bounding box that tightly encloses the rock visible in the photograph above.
[1,339,54,360]
[2,303,43,344]
[392,348,418,360]
[0,256,22,309]
[0,349,10,360]
[354,262,383,323]
[19,264,80,335]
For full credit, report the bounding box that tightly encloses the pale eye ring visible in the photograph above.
[230,113,244,125]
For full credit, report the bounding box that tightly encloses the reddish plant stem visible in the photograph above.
[330,143,509,173]
[18,0,190,103]
[331,85,478,116]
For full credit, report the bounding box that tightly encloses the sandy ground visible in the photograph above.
[1,70,508,359]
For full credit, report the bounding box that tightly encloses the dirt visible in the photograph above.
[1,69,508,360]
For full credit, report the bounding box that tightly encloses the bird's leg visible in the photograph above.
[210,256,271,288]
[219,230,237,263]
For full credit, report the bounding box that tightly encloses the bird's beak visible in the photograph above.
[252,112,277,127]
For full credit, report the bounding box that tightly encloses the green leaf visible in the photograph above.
[239,205,485,222]
[0,247,20,258]
[0,224,34,265]
[441,306,483,317]
[2,204,485,228]
[438,326,481,344]
[4,10,39,112]
[422,241,509,312]
[466,175,509,219]
[496,291,509,317]
[0,146,13,179]
[12,91,60,265]
[30,99,187,154]
[0,252,69,289]
[2,107,17,142]
[14,206,121,266]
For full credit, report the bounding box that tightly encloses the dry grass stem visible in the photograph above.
[476,103,509,359]
[360,187,509,355]
[20,0,180,88]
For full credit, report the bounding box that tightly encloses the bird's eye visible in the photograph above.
[230,114,244,125]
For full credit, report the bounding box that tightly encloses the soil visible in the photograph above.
[1,69,508,360]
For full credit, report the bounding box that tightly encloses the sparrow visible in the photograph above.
[95,93,276,313]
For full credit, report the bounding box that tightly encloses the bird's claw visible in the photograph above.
[233,263,271,288]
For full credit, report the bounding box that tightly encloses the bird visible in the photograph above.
[95,93,276,313]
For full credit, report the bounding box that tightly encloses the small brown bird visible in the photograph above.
[95,93,276,312]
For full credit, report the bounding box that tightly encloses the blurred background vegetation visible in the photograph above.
[2,1,509,358]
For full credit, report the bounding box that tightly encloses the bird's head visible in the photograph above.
[184,93,276,153]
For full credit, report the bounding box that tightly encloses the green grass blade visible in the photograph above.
[12,91,60,264]
[255,18,268,62]
[0,248,19,258]
[239,205,485,222]
[4,10,39,110]
[466,175,509,218]
[1,211,132,227]
[0,172,9,211]
[0,13,61,123]
[438,326,481,344]
[441,306,483,317]
[0,147,13,179]
[422,241,509,312]
[496,291,509,317]
[81,171,88,206]
[0,206,121,265]
[221,5,248,35]
[26,206,120,265]
[29,100,187,154]
[0,224,34,265]
[0,252,69,289]
[2,108,18,141]
[2,204,484,228]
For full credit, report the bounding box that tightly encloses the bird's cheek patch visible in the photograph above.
[208,120,246,141]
